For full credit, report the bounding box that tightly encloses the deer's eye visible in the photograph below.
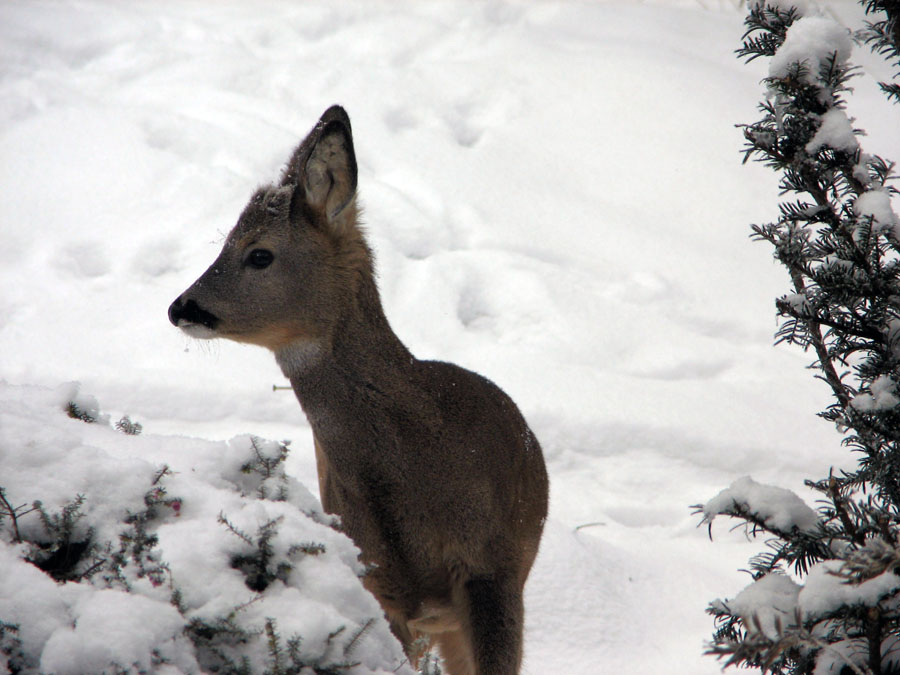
[246,249,274,269]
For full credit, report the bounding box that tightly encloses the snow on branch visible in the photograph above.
[716,572,801,640]
[799,559,900,618]
[854,189,900,233]
[850,374,900,412]
[702,476,820,535]
[715,558,900,638]
[768,16,853,84]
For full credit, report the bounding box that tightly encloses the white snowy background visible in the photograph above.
[1,0,899,673]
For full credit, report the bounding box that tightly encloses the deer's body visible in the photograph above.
[169,106,548,675]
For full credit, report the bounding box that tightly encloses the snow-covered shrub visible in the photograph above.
[0,382,408,674]
[103,466,179,591]
[27,493,99,583]
[234,437,305,504]
[0,620,24,674]
[700,2,900,673]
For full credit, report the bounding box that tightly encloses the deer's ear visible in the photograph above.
[283,106,357,226]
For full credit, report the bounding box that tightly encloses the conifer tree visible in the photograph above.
[701,2,900,673]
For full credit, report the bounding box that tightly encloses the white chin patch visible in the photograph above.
[276,340,324,376]
[179,323,218,340]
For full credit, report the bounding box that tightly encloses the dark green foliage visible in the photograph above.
[0,620,25,675]
[288,542,326,557]
[241,437,291,500]
[219,513,328,593]
[238,437,342,533]
[704,2,900,673]
[27,494,100,582]
[694,497,831,579]
[67,397,143,434]
[181,598,379,674]
[202,516,386,672]
[103,466,179,590]
[220,515,292,592]
[737,4,801,62]
[860,0,900,103]
[66,400,97,423]
[1,464,180,588]
[185,607,258,675]
[262,617,371,675]
[0,487,39,544]
[4,393,390,671]
[115,415,143,435]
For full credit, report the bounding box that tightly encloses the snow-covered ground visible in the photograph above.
[1,0,899,672]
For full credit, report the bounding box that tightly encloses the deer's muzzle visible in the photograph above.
[168,297,220,336]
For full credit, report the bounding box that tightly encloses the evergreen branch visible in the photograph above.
[880,81,900,103]
[79,556,109,580]
[702,499,832,577]
[708,604,877,675]
[152,465,172,486]
[714,501,801,542]
[828,473,868,547]
[775,299,884,343]
[861,0,900,104]
[787,269,854,410]
[218,513,254,546]
[343,618,374,657]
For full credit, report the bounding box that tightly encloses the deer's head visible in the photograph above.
[168,106,365,354]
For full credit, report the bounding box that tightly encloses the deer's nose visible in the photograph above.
[168,297,219,329]
[168,297,185,326]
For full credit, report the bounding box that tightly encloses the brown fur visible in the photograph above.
[169,106,548,674]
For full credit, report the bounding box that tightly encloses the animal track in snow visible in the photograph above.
[631,358,733,382]
[53,241,112,279]
[382,106,421,134]
[452,251,554,339]
[132,238,181,279]
[441,90,519,148]
[368,172,472,259]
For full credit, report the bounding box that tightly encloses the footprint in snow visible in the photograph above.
[53,241,112,279]
[132,238,181,278]
[383,107,420,134]
[634,358,733,381]
[457,282,495,329]
[446,110,485,148]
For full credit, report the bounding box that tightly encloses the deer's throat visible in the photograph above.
[275,339,326,378]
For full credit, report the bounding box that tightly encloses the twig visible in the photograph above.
[0,488,38,544]
[828,473,866,547]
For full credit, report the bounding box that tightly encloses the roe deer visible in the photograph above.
[168,106,548,675]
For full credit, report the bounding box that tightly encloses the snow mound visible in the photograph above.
[0,381,408,674]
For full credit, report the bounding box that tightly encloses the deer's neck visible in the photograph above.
[275,270,417,428]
